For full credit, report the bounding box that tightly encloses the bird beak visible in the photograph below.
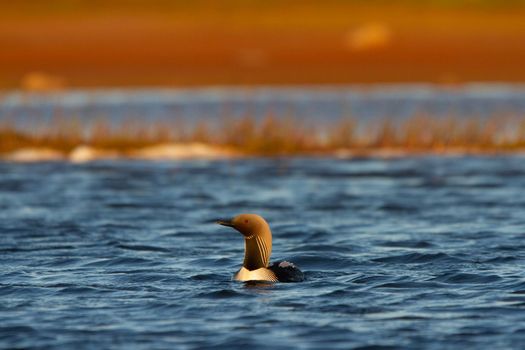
[216,218,234,227]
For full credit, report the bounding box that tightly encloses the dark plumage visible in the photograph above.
[269,261,305,283]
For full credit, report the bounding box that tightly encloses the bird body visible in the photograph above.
[234,266,278,282]
[217,213,304,283]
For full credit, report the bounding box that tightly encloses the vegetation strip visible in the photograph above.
[2,115,525,160]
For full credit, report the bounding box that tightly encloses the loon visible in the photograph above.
[216,213,305,283]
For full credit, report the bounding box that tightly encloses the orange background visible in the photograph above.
[2,1,525,89]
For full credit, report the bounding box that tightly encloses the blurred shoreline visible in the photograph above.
[4,147,525,164]
[2,115,525,162]
[2,84,525,161]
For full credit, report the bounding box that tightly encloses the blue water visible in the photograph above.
[2,84,525,126]
[1,156,525,349]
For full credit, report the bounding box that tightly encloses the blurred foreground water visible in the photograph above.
[1,156,525,349]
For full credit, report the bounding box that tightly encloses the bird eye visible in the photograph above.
[244,220,249,224]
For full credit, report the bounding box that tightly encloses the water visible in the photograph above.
[2,84,525,126]
[1,156,525,349]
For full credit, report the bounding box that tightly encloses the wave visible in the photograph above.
[373,252,463,264]
[430,272,502,284]
[378,240,434,249]
[115,244,170,253]
[82,257,157,267]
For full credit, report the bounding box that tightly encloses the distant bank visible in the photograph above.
[2,85,525,161]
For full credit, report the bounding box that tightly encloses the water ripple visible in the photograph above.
[1,156,525,349]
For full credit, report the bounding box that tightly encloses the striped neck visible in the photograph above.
[243,233,272,270]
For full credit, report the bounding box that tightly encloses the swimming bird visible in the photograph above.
[216,213,305,282]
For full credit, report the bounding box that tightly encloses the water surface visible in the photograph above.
[1,156,525,349]
[2,84,525,126]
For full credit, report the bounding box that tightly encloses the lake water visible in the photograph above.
[1,156,525,349]
[2,84,525,126]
